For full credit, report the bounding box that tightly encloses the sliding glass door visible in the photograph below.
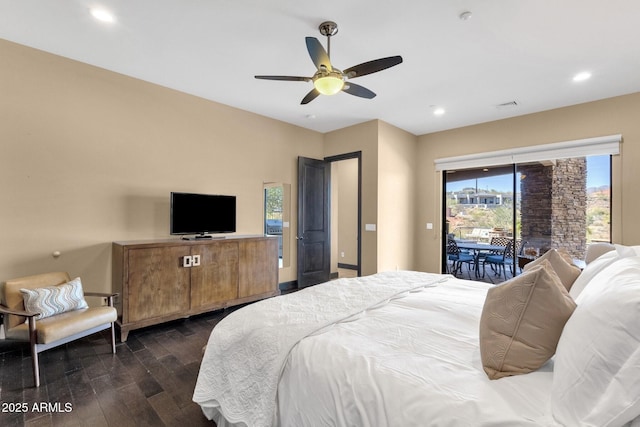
[445,165,516,243]
[443,154,611,282]
[443,165,517,280]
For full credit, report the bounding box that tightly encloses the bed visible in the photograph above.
[193,245,640,427]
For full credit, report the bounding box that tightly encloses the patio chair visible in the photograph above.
[446,239,475,278]
[481,240,515,281]
[478,236,511,269]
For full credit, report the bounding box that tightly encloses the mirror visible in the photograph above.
[264,182,291,268]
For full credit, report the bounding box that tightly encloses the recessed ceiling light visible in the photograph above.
[433,107,446,116]
[459,11,473,21]
[573,71,592,82]
[90,8,115,23]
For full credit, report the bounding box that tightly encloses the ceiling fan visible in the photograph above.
[255,21,403,105]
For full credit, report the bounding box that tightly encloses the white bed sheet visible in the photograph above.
[194,272,559,426]
[194,271,448,426]
[276,277,556,427]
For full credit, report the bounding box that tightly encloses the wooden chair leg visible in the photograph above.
[31,348,40,388]
[28,317,40,387]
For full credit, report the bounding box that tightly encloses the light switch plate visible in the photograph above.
[365,224,376,231]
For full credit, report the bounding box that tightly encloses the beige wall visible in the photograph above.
[416,92,640,273]
[378,121,418,271]
[0,39,324,292]
[324,121,379,275]
[4,38,639,290]
[324,120,418,275]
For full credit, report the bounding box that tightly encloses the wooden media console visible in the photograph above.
[112,236,279,341]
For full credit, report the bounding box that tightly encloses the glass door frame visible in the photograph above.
[442,155,612,277]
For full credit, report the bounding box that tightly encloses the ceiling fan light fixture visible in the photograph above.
[313,74,344,95]
[255,21,402,104]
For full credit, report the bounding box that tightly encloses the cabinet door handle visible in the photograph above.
[182,255,192,267]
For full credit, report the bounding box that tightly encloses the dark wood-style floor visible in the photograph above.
[0,309,234,427]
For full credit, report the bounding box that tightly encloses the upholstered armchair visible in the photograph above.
[0,272,117,387]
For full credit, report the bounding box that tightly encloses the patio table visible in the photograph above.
[455,242,507,277]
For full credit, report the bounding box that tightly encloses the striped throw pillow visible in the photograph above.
[21,277,89,320]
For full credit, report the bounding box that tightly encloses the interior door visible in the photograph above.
[297,156,331,288]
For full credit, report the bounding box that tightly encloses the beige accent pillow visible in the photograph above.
[523,248,581,291]
[479,260,576,380]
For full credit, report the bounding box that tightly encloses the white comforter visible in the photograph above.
[193,271,557,427]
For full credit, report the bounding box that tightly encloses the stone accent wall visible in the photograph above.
[519,164,552,251]
[519,159,587,260]
[552,158,587,259]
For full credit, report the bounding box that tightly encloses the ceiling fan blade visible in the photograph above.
[254,75,310,82]
[342,82,376,99]
[301,88,321,105]
[305,37,332,70]
[344,55,403,78]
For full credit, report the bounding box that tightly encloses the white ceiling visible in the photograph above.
[1,0,639,136]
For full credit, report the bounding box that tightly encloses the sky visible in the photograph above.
[446,155,610,192]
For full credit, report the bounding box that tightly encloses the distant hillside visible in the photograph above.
[587,186,610,241]
[587,185,610,194]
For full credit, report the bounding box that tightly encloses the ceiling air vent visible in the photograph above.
[496,101,518,110]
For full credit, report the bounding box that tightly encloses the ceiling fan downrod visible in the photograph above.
[318,21,338,58]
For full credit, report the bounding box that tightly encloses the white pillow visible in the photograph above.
[584,242,615,264]
[552,256,640,427]
[569,245,636,300]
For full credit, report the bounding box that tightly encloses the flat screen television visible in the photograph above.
[170,192,236,238]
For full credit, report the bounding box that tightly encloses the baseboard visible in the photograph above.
[278,268,353,292]
[338,263,358,270]
[279,280,297,292]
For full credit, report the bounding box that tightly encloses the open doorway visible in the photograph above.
[297,152,361,288]
[331,156,360,279]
